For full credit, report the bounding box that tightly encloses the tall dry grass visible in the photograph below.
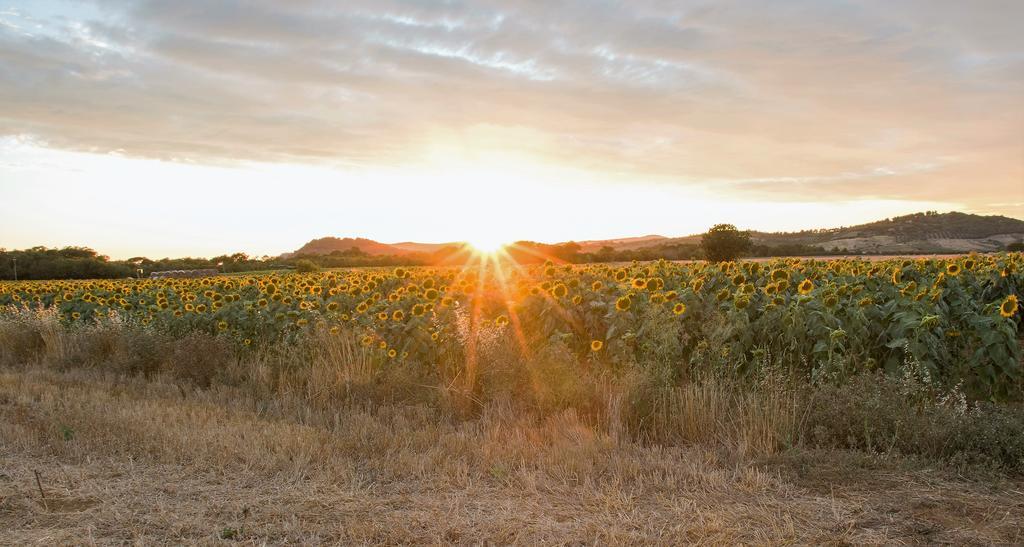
[1,306,1021,471]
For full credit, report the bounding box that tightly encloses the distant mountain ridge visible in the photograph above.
[288,212,1024,257]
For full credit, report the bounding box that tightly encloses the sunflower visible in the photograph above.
[1000,294,1019,318]
[797,279,814,295]
[412,303,426,316]
[552,283,569,298]
[615,296,632,312]
[590,340,603,352]
[392,309,405,322]
[672,302,686,315]
[495,314,509,326]
[946,263,961,276]
[891,268,902,284]
[591,281,603,291]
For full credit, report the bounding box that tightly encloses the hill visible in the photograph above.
[287,237,406,258]
[575,235,668,253]
[755,211,1024,253]
[574,212,1024,255]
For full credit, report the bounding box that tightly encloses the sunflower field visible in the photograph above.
[1,254,1021,399]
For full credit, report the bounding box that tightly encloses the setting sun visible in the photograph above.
[466,236,509,254]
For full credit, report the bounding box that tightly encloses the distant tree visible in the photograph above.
[294,259,320,273]
[701,224,752,262]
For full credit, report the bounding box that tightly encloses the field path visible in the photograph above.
[2,369,1022,544]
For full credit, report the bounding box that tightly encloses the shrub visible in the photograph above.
[802,372,1024,473]
[294,259,320,273]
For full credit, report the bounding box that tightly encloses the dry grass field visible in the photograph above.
[2,364,1022,545]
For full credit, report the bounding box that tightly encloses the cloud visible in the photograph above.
[0,0,1021,210]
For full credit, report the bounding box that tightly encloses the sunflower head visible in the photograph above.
[946,263,961,276]
[552,283,569,298]
[797,279,814,295]
[590,339,604,352]
[672,302,686,315]
[1000,294,1019,318]
[615,295,632,312]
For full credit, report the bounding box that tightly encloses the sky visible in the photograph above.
[0,0,1022,259]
